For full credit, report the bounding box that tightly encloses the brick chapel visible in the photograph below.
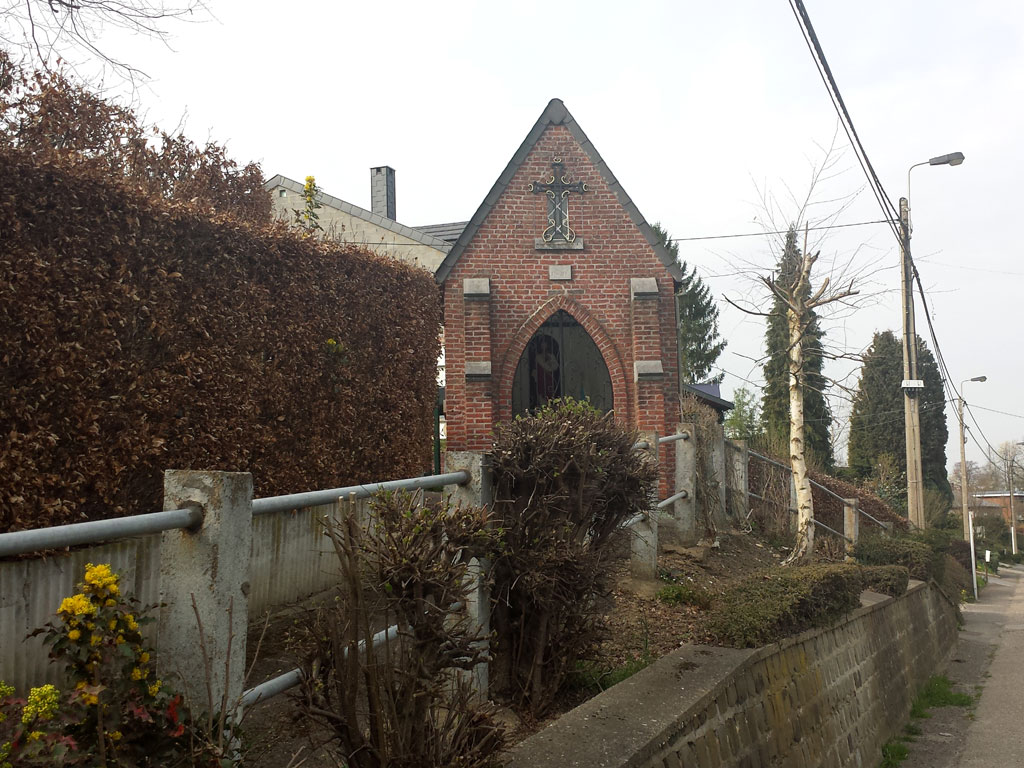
[437,99,685,489]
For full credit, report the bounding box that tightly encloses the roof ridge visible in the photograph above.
[263,174,453,253]
[433,99,683,284]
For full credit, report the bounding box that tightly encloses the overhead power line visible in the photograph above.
[786,0,902,246]
[670,218,891,243]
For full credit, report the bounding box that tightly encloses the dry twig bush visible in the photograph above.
[296,492,503,768]
[488,399,657,718]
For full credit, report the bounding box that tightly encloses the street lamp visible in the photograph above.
[959,375,985,602]
[901,151,966,529]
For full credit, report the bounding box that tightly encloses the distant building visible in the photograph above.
[264,168,461,274]
[972,491,1024,536]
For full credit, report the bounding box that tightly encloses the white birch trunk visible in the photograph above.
[783,304,814,565]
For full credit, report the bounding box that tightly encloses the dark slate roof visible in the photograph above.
[682,382,734,413]
[414,221,468,245]
[264,174,453,254]
[434,99,684,285]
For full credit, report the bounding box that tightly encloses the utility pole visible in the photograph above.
[900,197,925,529]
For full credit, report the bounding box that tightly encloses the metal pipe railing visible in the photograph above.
[811,517,852,542]
[0,507,203,559]
[656,489,690,509]
[239,621,405,709]
[251,471,470,516]
[747,450,890,528]
[658,431,690,444]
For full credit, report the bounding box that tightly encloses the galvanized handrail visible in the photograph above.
[251,471,470,516]
[634,431,691,452]
[0,507,204,559]
[811,517,852,542]
[747,450,889,528]
[656,489,690,509]
[240,620,407,709]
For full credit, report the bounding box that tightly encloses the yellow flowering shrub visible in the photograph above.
[1,563,230,765]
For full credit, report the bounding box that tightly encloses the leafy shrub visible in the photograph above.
[0,147,440,532]
[859,565,910,597]
[656,582,712,610]
[489,398,657,717]
[948,540,973,573]
[0,564,227,766]
[708,564,864,648]
[298,493,503,768]
[851,535,938,581]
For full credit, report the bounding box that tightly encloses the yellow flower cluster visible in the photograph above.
[58,593,96,618]
[21,684,59,724]
[83,563,119,597]
[75,681,98,707]
[148,680,161,696]
[0,682,13,698]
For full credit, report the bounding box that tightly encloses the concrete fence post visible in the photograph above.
[844,498,859,562]
[444,451,491,697]
[669,422,697,546]
[710,423,729,527]
[631,432,659,581]
[727,439,749,519]
[158,470,253,713]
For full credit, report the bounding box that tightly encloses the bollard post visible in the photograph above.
[631,432,659,580]
[158,470,253,714]
[844,498,859,562]
[444,451,491,698]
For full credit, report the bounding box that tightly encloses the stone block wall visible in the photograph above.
[505,581,960,768]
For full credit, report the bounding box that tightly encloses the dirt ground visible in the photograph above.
[238,530,789,766]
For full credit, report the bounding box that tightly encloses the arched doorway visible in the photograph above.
[511,310,613,414]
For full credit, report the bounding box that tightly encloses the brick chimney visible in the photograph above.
[370,166,396,220]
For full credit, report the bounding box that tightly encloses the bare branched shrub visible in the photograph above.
[296,493,503,768]
[489,399,657,718]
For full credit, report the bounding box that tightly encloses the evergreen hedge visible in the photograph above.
[0,148,440,533]
[708,564,864,648]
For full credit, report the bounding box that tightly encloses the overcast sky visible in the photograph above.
[20,0,1024,474]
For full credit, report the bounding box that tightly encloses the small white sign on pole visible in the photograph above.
[985,550,991,563]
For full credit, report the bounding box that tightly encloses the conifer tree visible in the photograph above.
[651,223,726,383]
[760,228,833,469]
[848,330,951,504]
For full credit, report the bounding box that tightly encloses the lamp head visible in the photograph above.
[929,152,965,167]
[972,375,987,382]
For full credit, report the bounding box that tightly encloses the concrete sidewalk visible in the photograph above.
[899,564,1022,768]
[956,564,1024,768]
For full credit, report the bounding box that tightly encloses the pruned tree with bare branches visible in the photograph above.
[0,0,205,83]
[759,225,858,564]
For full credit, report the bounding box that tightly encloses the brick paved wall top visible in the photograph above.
[505,581,961,768]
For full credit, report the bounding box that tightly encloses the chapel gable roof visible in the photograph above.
[434,98,684,284]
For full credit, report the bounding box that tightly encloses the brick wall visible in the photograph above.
[442,122,680,491]
[505,581,960,768]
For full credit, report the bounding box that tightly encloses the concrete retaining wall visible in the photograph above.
[506,580,959,768]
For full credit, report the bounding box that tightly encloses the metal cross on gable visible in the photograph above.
[529,159,587,243]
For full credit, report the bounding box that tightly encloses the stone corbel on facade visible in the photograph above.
[634,360,664,381]
[465,361,492,381]
[630,277,659,300]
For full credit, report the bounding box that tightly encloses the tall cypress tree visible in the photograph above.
[848,330,951,502]
[651,223,726,383]
[760,227,833,469]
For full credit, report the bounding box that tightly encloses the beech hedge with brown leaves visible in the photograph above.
[0,148,440,533]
